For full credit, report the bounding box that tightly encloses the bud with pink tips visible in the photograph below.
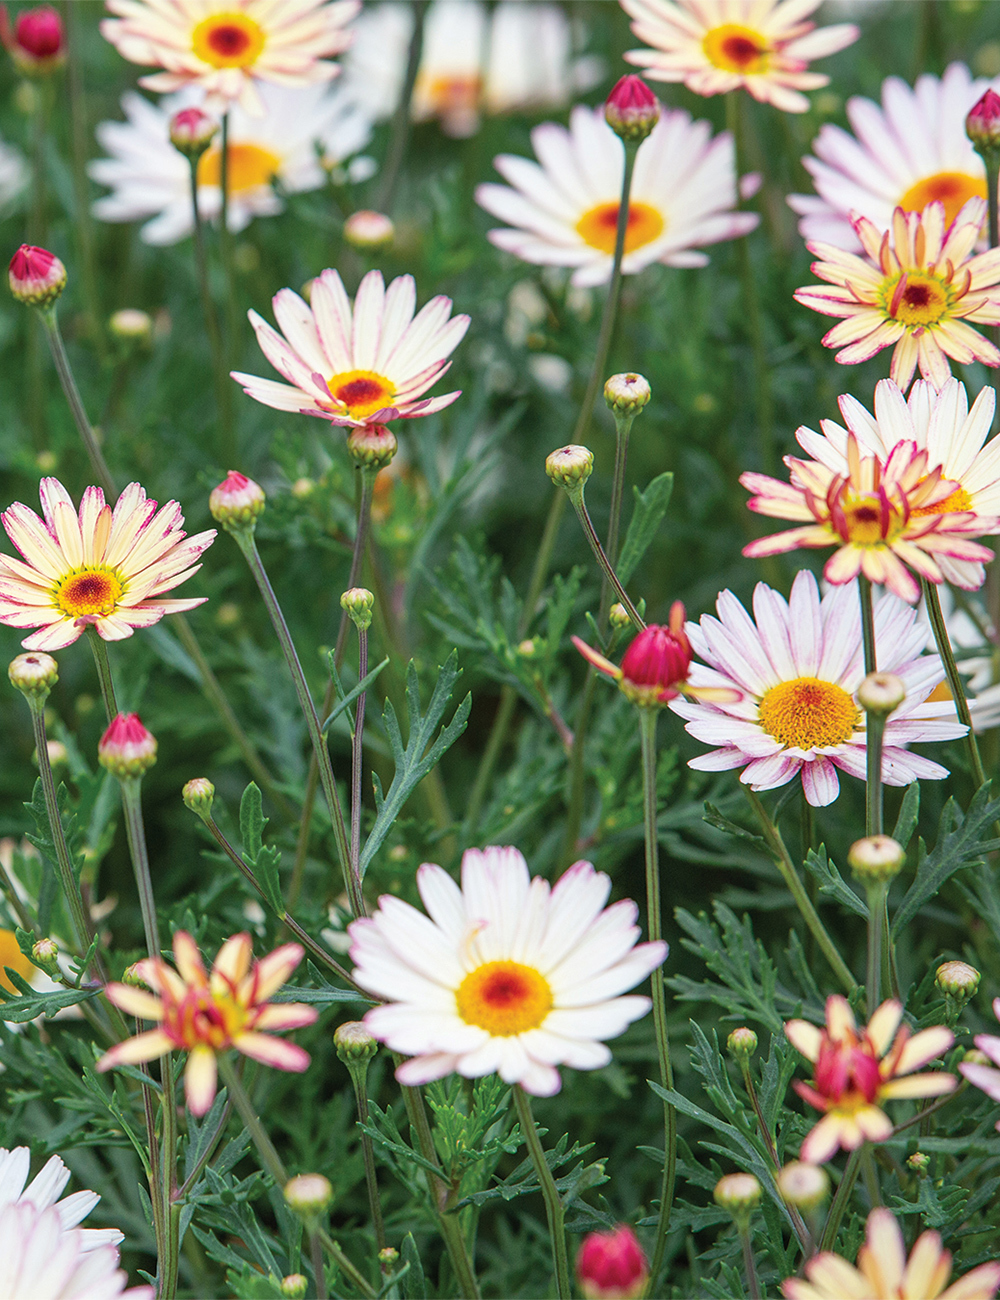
[966,88,1000,153]
[343,210,394,250]
[98,712,157,779]
[209,471,266,530]
[168,107,218,160]
[604,74,659,144]
[0,4,65,74]
[9,243,65,307]
[576,1224,649,1300]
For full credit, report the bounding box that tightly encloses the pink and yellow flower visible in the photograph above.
[785,995,955,1164]
[97,931,317,1116]
[0,478,215,652]
[794,199,1000,391]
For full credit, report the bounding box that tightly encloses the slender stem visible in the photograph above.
[819,1148,861,1251]
[351,625,368,888]
[217,1053,287,1184]
[311,1231,327,1300]
[605,411,635,577]
[512,1086,571,1300]
[745,788,855,993]
[347,1068,387,1253]
[865,712,885,839]
[891,1083,964,1135]
[159,1053,181,1300]
[119,779,160,958]
[175,1097,232,1200]
[858,575,877,676]
[569,490,644,629]
[465,687,516,836]
[29,78,46,243]
[740,1228,761,1300]
[374,0,428,211]
[922,579,987,788]
[738,1061,810,1251]
[187,155,233,463]
[860,1144,882,1208]
[317,1228,379,1300]
[87,627,119,719]
[865,882,887,1016]
[40,308,115,498]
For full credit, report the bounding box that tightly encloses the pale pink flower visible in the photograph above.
[960,994,1000,1128]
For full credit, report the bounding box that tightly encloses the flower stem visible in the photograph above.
[858,577,886,837]
[512,1085,571,1300]
[922,579,987,788]
[740,1226,761,1300]
[218,112,240,370]
[159,1053,181,1300]
[40,307,116,498]
[639,709,676,1292]
[311,1231,327,1300]
[569,488,644,629]
[187,156,234,464]
[819,1148,861,1251]
[217,1053,287,1184]
[346,1061,387,1253]
[745,788,855,993]
[119,779,160,958]
[864,881,887,1015]
[374,0,428,211]
[86,626,119,719]
[351,623,368,891]
[736,1059,810,1251]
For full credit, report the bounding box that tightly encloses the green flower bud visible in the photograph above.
[609,603,631,630]
[182,778,215,820]
[31,937,59,974]
[936,960,980,999]
[209,472,265,529]
[340,587,374,633]
[545,444,593,490]
[848,835,905,883]
[727,1027,758,1061]
[284,1173,333,1219]
[334,1020,378,1064]
[857,671,906,716]
[604,372,651,417]
[280,1275,308,1299]
[346,425,397,469]
[9,651,58,701]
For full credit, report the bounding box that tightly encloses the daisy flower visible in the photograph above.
[0,478,215,653]
[0,1200,153,1300]
[475,104,757,288]
[621,0,859,115]
[233,268,470,428]
[794,378,1000,589]
[100,0,360,116]
[97,930,317,1116]
[0,130,25,210]
[794,199,1000,390]
[89,83,372,246]
[348,847,667,1097]
[0,1147,123,1252]
[960,994,1000,1127]
[785,995,955,1163]
[789,63,1000,250]
[670,570,967,807]
[782,1207,1000,1300]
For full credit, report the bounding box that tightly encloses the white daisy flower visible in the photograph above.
[0,1148,124,1252]
[670,570,967,807]
[89,83,372,246]
[233,268,470,428]
[0,132,26,210]
[793,378,1000,590]
[789,63,1000,250]
[475,104,758,288]
[348,847,667,1097]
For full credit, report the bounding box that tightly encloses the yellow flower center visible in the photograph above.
[327,370,396,418]
[0,928,34,995]
[197,143,281,193]
[192,12,265,69]
[576,201,665,255]
[911,484,973,516]
[899,171,987,228]
[881,271,951,328]
[926,681,953,703]
[758,677,859,750]
[55,566,124,619]
[702,24,771,74]
[421,73,482,115]
[455,960,553,1036]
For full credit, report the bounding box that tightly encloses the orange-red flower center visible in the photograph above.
[192,12,265,69]
[758,677,858,750]
[55,566,124,618]
[576,201,665,255]
[702,24,771,74]
[881,271,952,327]
[900,171,987,228]
[455,961,553,1036]
[327,369,396,418]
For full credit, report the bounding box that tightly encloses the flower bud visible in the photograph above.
[604,74,660,143]
[280,1276,308,1300]
[967,88,1000,151]
[9,651,58,700]
[9,243,65,307]
[122,961,148,988]
[857,671,906,716]
[545,444,593,490]
[848,834,905,883]
[209,471,265,528]
[576,1224,649,1300]
[340,587,374,633]
[39,739,67,768]
[727,1027,758,1061]
[109,308,153,348]
[291,477,314,499]
[619,609,692,707]
[776,1162,828,1210]
[604,372,651,417]
[1,5,65,73]
[609,604,631,630]
[906,1151,930,1173]
[334,1020,378,1064]
[936,960,980,1000]
[31,936,59,974]
[713,1173,761,1224]
[378,1248,399,1268]
[343,210,395,249]
[346,424,397,470]
[963,1047,990,1066]
[182,778,215,820]
[284,1173,333,1219]
[169,106,218,159]
[98,713,157,779]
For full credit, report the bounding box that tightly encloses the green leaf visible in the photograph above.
[0,976,99,1023]
[617,472,674,585]
[802,847,868,919]
[702,803,767,853]
[239,783,266,861]
[320,656,390,733]
[892,781,920,850]
[400,1233,427,1300]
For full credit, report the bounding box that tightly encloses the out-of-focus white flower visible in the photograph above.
[0,132,25,209]
[0,1148,125,1251]
[90,83,372,246]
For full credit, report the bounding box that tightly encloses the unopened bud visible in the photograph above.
[343,210,395,249]
[713,1173,761,1223]
[545,444,593,490]
[109,309,153,348]
[576,1224,649,1300]
[518,638,539,658]
[280,1276,308,1300]
[340,587,374,633]
[604,74,660,143]
[182,778,215,820]
[907,1151,930,1173]
[378,1248,399,1267]
[857,671,906,715]
[122,962,148,988]
[848,835,905,883]
[39,739,67,768]
[9,243,65,307]
[964,1047,990,1066]
[334,1020,378,1064]
[284,1173,333,1218]
[3,5,65,74]
[291,477,314,499]
[604,372,651,417]
[346,424,397,470]
[967,88,1000,152]
[169,107,218,159]
[209,471,265,528]
[9,651,58,700]
[936,960,980,999]
[609,604,631,630]
[31,936,59,974]
[98,713,157,779]
[776,1162,828,1210]
[727,1027,757,1060]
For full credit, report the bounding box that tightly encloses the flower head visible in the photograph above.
[9,244,65,307]
[671,571,967,807]
[968,88,1000,153]
[0,1146,125,1252]
[785,996,955,1164]
[782,1206,1000,1300]
[0,478,215,652]
[98,931,317,1116]
[794,200,1000,391]
[8,650,57,698]
[233,268,469,430]
[621,0,858,114]
[959,995,1000,1126]
[168,105,218,158]
[605,74,659,143]
[349,847,667,1097]
[343,210,394,249]
[98,713,157,779]
[576,1224,649,1300]
[0,4,64,73]
[209,471,265,528]
[475,103,757,288]
[0,1199,153,1299]
[100,0,359,116]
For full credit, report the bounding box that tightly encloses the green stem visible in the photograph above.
[922,579,987,788]
[605,410,635,578]
[819,1148,861,1251]
[858,576,885,837]
[218,112,240,360]
[374,0,428,211]
[740,1227,761,1300]
[347,1066,387,1253]
[316,1228,378,1299]
[311,1231,328,1300]
[858,574,877,676]
[512,1086,571,1300]
[350,624,368,891]
[40,308,115,498]
[864,881,887,1016]
[216,1057,284,1182]
[738,1061,810,1251]
[859,1144,882,1208]
[187,156,233,464]
[159,1053,181,1300]
[87,627,119,719]
[119,779,160,958]
[745,788,855,993]
[569,489,644,629]
[175,1097,232,1200]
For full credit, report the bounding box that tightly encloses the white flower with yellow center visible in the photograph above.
[0,478,215,652]
[621,0,858,114]
[475,104,757,288]
[89,83,372,246]
[100,0,360,116]
[233,268,470,428]
[790,63,1000,251]
[348,847,667,1097]
[670,570,966,807]
[0,1148,122,1253]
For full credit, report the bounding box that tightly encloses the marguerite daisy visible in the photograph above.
[0,478,215,652]
[0,1200,153,1299]
[475,103,757,288]
[670,570,967,807]
[89,83,373,246]
[621,0,858,114]
[789,63,1000,250]
[0,1148,123,1252]
[100,0,360,116]
[349,847,667,1097]
[233,268,470,428]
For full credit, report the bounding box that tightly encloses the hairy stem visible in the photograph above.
[740,1226,761,1300]
[512,1086,571,1300]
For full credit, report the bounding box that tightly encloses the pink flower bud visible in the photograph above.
[604,74,659,143]
[209,470,265,527]
[9,243,65,307]
[98,713,157,779]
[343,210,394,249]
[618,606,692,706]
[967,88,1000,151]
[1,4,64,72]
[346,424,398,469]
[576,1225,649,1300]
[169,107,218,159]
